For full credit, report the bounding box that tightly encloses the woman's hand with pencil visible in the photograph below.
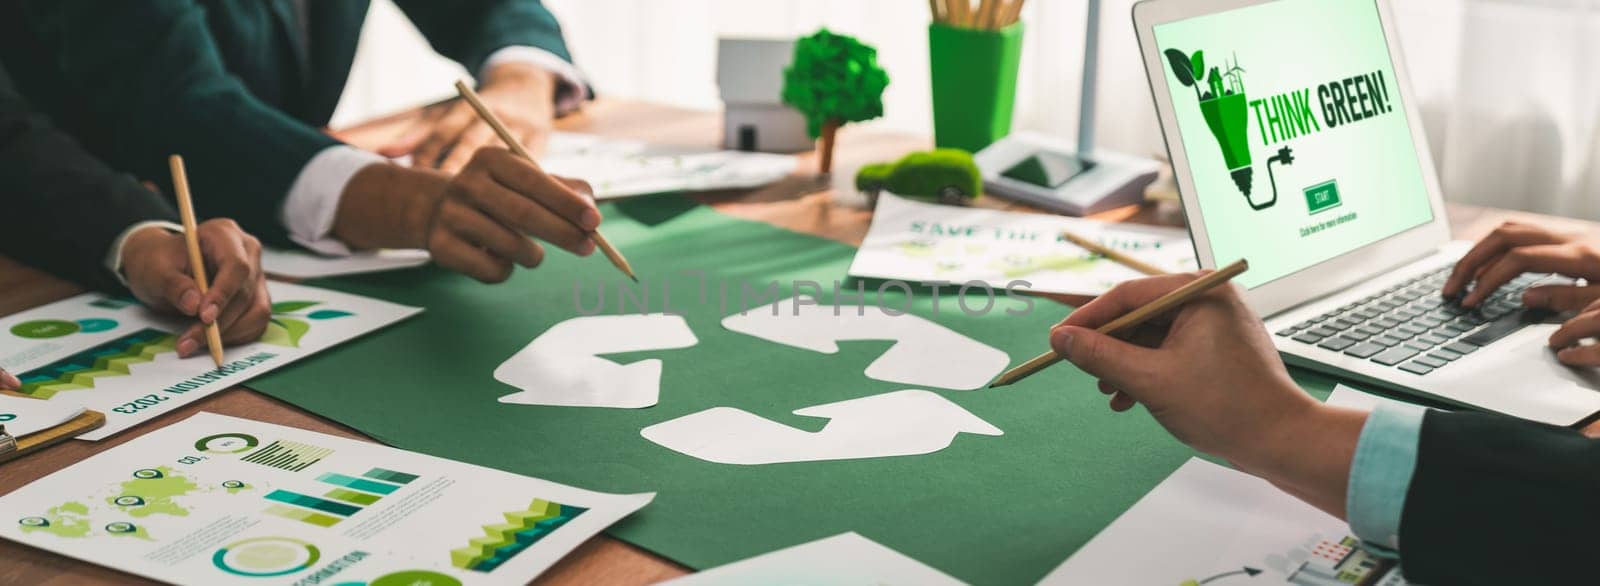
[119,219,272,357]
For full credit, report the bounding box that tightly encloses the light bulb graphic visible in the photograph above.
[1165,49,1288,210]
[1200,89,1253,197]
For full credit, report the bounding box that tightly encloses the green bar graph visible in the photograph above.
[263,468,418,529]
[265,490,362,517]
[324,488,382,506]
[316,473,400,495]
[362,468,419,485]
[264,504,342,528]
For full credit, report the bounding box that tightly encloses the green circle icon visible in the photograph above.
[213,537,320,577]
[0,414,14,422]
[11,320,80,339]
[222,480,245,489]
[133,469,164,479]
[195,433,259,454]
[114,496,145,507]
[19,517,48,527]
[106,522,136,534]
[372,570,463,586]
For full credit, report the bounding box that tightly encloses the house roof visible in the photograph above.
[717,38,794,105]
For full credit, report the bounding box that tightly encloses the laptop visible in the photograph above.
[1133,0,1600,425]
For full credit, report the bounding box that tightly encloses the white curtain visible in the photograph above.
[333,0,1600,220]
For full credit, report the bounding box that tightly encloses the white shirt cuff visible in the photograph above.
[281,145,388,257]
[481,46,590,116]
[105,220,185,287]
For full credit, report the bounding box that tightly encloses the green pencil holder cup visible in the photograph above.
[929,22,1023,153]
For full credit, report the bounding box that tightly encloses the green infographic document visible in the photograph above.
[0,283,419,440]
[1155,0,1434,289]
[243,199,1281,585]
[0,412,652,585]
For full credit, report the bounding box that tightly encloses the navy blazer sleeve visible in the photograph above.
[0,65,176,291]
[1398,409,1600,585]
[392,0,575,76]
[19,0,342,248]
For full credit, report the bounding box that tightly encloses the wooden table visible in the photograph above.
[1,98,1594,586]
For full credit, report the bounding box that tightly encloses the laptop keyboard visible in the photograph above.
[1274,266,1554,376]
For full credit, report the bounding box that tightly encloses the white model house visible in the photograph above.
[717,38,813,153]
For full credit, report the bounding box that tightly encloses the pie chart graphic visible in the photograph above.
[196,433,260,454]
[212,537,320,577]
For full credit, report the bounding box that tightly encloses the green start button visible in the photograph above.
[1304,180,1342,214]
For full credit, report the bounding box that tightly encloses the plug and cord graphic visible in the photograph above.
[1164,48,1297,211]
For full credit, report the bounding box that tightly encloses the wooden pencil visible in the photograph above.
[976,0,997,29]
[948,0,970,27]
[929,0,943,23]
[1003,0,1026,27]
[987,259,1249,388]
[452,80,638,283]
[166,155,226,368]
[1060,230,1168,276]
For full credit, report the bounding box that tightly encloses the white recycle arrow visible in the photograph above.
[640,389,1003,465]
[723,296,1010,390]
[496,314,699,408]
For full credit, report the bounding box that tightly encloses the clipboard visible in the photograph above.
[0,391,106,464]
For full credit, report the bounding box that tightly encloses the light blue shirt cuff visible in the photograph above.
[1346,401,1427,553]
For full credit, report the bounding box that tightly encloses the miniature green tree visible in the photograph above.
[782,29,890,174]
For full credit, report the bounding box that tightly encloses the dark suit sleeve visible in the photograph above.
[19,0,341,248]
[0,66,176,292]
[392,0,574,76]
[1398,409,1600,585]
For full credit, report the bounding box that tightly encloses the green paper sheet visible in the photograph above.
[251,199,1338,585]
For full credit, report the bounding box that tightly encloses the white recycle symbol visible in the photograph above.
[495,296,1010,465]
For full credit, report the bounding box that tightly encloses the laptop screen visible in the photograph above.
[1154,0,1434,289]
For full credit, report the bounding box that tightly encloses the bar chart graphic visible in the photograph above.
[450,499,587,573]
[17,328,175,399]
[263,468,418,528]
[241,440,335,472]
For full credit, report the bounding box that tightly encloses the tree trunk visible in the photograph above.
[817,118,841,175]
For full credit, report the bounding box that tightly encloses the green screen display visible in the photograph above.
[1155,0,1434,289]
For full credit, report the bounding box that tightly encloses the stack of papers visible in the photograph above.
[1041,386,1418,585]
[849,193,1198,296]
[261,248,430,279]
[0,395,85,438]
[0,412,652,585]
[540,132,797,200]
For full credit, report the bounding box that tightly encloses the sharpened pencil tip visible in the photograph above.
[630,275,640,283]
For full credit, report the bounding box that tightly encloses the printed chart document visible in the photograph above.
[0,412,654,585]
[660,532,964,586]
[261,247,430,279]
[539,132,796,200]
[0,283,419,440]
[1039,458,1412,585]
[850,193,1197,296]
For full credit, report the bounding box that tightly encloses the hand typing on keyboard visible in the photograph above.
[1444,221,1600,366]
[1444,221,1600,309]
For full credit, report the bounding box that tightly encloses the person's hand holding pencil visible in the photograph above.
[120,219,273,359]
[1045,268,1343,472]
[1041,268,1370,518]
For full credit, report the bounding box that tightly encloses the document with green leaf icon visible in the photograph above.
[0,283,418,440]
